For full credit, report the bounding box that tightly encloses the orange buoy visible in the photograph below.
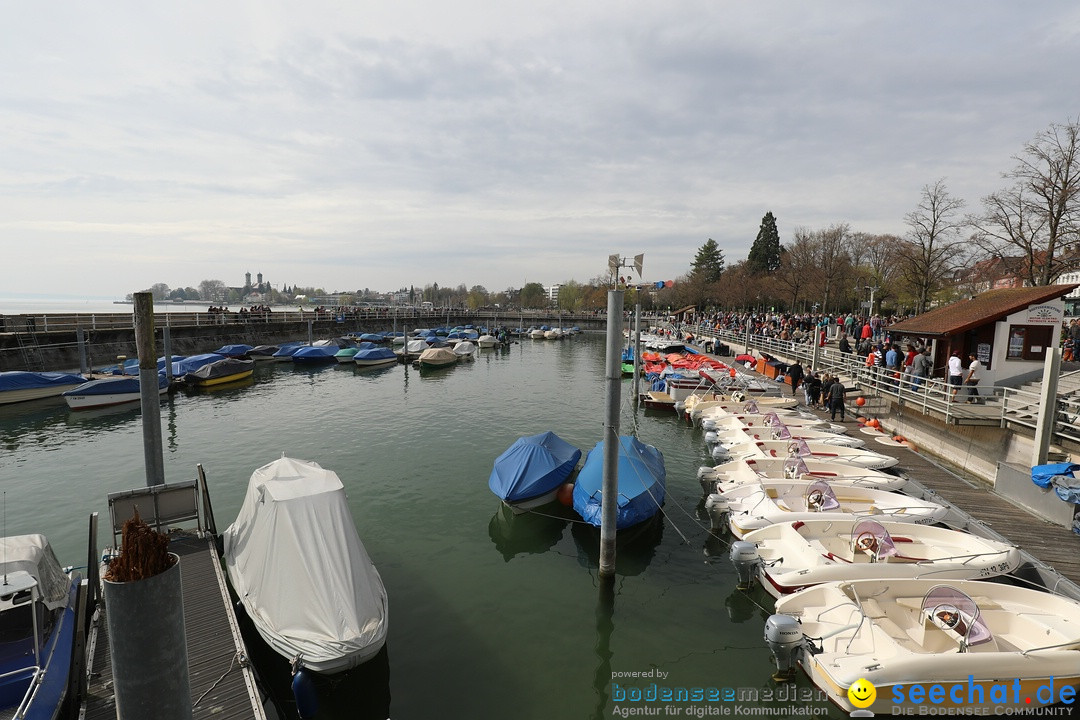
[729,368,737,378]
[868,418,880,429]
[893,435,906,443]
[557,482,574,506]
[855,396,866,407]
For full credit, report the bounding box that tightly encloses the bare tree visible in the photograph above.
[971,119,1080,285]
[775,228,820,310]
[900,179,967,313]
[816,223,851,312]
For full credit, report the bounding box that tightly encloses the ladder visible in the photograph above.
[15,328,45,371]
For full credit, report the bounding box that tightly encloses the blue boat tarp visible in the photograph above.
[213,344,254,357]
[272,344,307,359]
[0,371,87,392]
[292,346,338,362]
[489,432,582,503]
[355,348,397,362]
[573,436,666,529]
[63,372,168,396]
[170,353,225,376]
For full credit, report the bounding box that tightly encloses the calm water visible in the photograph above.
[0,334,839,719]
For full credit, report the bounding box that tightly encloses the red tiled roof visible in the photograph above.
[887,284,1080,337]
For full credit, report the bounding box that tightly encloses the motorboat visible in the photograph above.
[212,344,253,358]
[699,457,906,493]
[416,347,457,368]
[62,372,170,410]
[684,395,797,421]
[711,437,899,470]
[733,518,1022,598]
[767,578,1080,714]
[0,534,82,718]
[272,344,308,361]
[706,477,949,538]
[291,346,340,363]
[396,338,428,361]
[488,431,582,512]
[0,371,87,405]
[705,423,866,449]
[353,347,398,368]
[248,344,283,361]
[185,357,255,386]
[700,410,845,435]
[529,328,545,339]
[170,353,226,376]
[477,335,499,349]
[222,456,388,673]
[453,341,477,359]
[334,347,360,363]
[572,435,666,529]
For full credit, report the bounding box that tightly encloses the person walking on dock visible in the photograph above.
[826,377,847,421]
[964,353,983,404]
[948,351,963,402]
[787,360,804,398]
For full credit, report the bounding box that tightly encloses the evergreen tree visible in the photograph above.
[690,238,725,283]
[747,211,782,274]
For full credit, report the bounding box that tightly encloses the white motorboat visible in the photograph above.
[0,371,88,405]
[223,456,388,673]
[453,341,477,359]
[767,578,1080,714]
[477,334,499,348]
[701,411,846,435]
[62,373,169,410]
[687,395,797,421]
[698,457,906,494]
[530,328,545,339]
[706,425,866,449]
[706,477,949,538]
[733,518,1022,598]
[711,437,899,470]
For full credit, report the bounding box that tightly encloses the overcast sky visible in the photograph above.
[3,2,1079,300]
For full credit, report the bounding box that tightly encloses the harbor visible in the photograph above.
[1,314,1079,718]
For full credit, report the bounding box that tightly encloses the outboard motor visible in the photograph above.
[764,614,803,681]
[704,430,719,445]
[710,444,731,462]
[729,540,760,590]
[697,466,718,480]
[701,417,718,431]
[705,493,730,531]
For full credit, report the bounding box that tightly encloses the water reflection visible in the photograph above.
[571,514,665,577]
[487,503,569,562]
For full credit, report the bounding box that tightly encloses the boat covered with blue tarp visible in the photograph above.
[0,371,88,405]
[170,353,226,376]
[489,432,582,509]
[573,435,666,529]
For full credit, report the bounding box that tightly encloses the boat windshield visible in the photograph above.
[804,479,840,511]
[742,400,759,414]
[920,585,992,647]
[783,457,810,479]
[771,417,792,440]
[786,439,811,457]
[850,519,897,561]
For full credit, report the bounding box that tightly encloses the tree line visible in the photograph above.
[664,117,1080,316]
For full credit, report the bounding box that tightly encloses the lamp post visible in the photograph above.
[856,277,879,316]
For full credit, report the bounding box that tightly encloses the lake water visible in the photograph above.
[0,334,839,719]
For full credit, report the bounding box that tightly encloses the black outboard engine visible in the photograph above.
[729,540,760,591]
[764,614,802,682]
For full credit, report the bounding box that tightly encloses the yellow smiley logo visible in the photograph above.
[847,678,876,709]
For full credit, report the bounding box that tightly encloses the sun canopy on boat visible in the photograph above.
[223,456,388,672]
[0,534,70,611]
[573,436,666,529]
[0,371,87,392]
[489,432,582,503]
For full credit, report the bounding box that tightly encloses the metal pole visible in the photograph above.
[163,326,173,383]
[77,329,89,374]
[134,293,165,487]
[307,319,314,345]
[633,303,642,400]
[599,290,624,579]
[1032,345,1062,467]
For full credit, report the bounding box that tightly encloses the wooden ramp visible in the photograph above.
[81,476,267,720]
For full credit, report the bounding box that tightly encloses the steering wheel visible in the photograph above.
[731,391,745,402]
[787,442,801,455]
[806,490,824,509]
[855,531,878,553]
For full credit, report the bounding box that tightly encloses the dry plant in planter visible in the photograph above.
[104,508,176,582]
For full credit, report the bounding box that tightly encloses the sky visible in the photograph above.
[3,2,1080,300]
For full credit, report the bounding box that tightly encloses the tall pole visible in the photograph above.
[134,293,165,487]
[599,289,624,579]
[632,303,642,400]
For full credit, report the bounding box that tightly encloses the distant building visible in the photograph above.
[545,284,561,303]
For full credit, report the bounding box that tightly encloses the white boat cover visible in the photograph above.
[0,534,70,610]
[223,456,388,672]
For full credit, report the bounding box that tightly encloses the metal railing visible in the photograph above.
[688,322,1080,451]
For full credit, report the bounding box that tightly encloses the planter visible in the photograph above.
[103,553,191,720]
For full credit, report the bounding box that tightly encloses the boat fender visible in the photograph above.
[764,614,802,681]
[556,482,574,507]
[729,541,760,590]
[291,657,319,720]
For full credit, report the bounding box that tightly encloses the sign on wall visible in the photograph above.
[1025,304,1063,324]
